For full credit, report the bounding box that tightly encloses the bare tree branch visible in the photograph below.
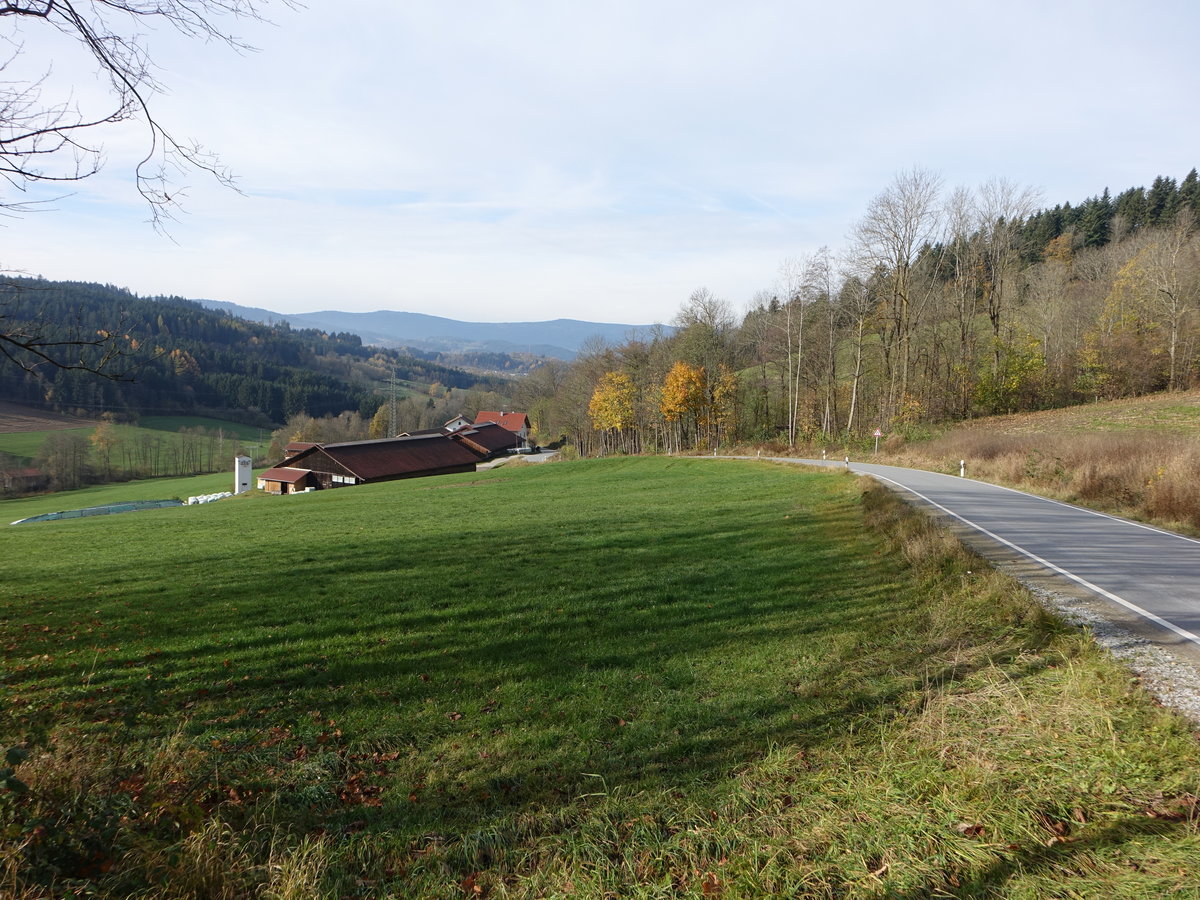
[1,0,296,227]
[1,1,294,376]
[0,277,145,377]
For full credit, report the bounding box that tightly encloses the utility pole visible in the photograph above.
[388,368,399,437]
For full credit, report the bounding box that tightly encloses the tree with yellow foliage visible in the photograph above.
[588,371,638,454]
[709,365,740,445]
[1077,252,1166,399]
[89,419,119,480]
[660,361,706,451]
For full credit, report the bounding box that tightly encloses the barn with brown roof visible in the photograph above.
[450,421,521,458]
[283,441,320,460]
[399,419,522,458]
[258,433,483,494]
[474,411,531,447]
[2,467,50,495]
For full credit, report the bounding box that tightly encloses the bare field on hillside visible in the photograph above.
[0,401,92,433]
[955,389,1200,436]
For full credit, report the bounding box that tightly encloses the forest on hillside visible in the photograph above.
[0,279,507,427]
[514,169,1200,455]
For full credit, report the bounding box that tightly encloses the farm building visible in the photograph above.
[405,420,522,458]
[474,411,532,448]
[257,433,483,494]
[451,421,522,457]
[282,441,320,460]
[256,466,317,494]
[2,467,51,495]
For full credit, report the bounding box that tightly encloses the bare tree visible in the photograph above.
[803,246,839,435]
[1140,210,1200,390]
[975,177,1042,372]
[2,1,292,377]
[738,290,780,437]
[850,166,942,423]
[941,184,985,416]
[1,0,294,225]
[773,258,807,444]
[672,286,735,375]
[1021,256,1073,397]
[836,266,879,436]
[673,287,735,334]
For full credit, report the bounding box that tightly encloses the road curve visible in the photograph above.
[755,457,1200,659]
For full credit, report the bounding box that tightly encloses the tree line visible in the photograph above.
[513,168,1200,455]
[18,422,253,493]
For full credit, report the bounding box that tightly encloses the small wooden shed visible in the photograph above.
[258,467,317,494]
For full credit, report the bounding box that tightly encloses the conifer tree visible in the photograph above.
[1180,169,1200,216]
[1146,175,1180,226]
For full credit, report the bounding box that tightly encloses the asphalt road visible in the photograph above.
[770,457,1200,658]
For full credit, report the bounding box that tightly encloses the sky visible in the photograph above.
[3,0,1200,326]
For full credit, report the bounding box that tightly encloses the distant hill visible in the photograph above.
[195,300,668,360]
[0,279,505,426]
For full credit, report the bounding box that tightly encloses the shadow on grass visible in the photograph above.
[888,813,1195,899]
[0,459,1087,891]
[103,520,1051,841]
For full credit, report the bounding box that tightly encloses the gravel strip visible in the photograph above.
[1026,581,1200,725]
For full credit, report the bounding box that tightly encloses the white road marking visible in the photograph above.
[717,455,1200,646]
[865,470,1200,650]
[946,471,1200,547]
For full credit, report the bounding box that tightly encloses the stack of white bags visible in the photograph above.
[186,491,232,505]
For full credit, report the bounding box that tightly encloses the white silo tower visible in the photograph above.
[234,455,252,494]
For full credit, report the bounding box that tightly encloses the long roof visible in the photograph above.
[453,421,519,454]
[287,434,482,481]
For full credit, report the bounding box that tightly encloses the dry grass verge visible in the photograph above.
[889,429,1200,534]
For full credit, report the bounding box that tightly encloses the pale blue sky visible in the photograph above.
[4,0,1199,324]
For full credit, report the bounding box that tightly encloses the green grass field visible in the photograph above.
[0,416,267,467]
[0,428,92,463]
[2,471,244,521]
[137,417,266,442]
[2,458,1198,897]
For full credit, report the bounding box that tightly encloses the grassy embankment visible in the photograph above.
[2,457,1199,897]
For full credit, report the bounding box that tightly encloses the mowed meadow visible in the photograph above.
[2,457,1199,898]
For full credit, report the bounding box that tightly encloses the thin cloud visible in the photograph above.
[3,0,1199,323]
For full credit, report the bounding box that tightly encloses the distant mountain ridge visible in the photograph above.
[195,300,667,360]
[0,278,505,427]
